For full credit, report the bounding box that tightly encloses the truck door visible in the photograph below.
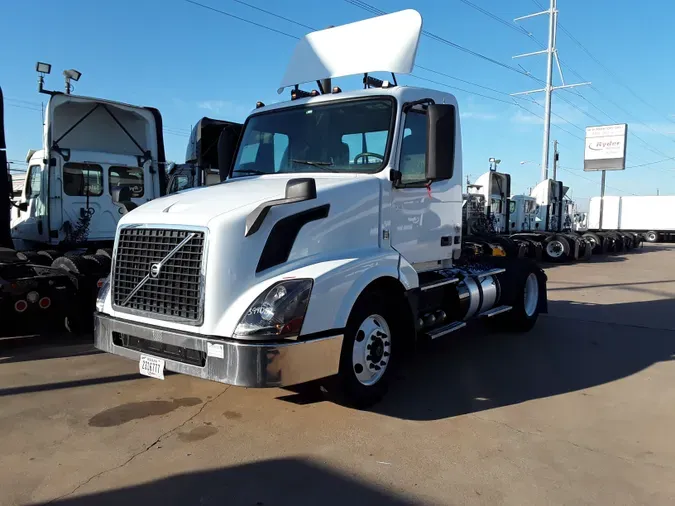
[60,162,107,242]
[10,163,49,245]
[166,165,195,194]
[389,108,459,267]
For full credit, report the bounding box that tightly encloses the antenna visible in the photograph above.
[511,0,590,181]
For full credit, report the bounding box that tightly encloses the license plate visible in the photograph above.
[139,355,165,380]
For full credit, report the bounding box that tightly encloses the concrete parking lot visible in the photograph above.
[2,245,675,505]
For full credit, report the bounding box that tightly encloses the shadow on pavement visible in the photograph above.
[0,336,99,365]
[368,298,675,421]
[0,373,147,397]
[38,457,422,506]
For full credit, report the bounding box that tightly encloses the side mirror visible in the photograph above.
[425,104,456,181]
[18,202,28,212]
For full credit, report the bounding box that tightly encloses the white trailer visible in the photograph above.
[94,10,548,407]
[584,196,675,242]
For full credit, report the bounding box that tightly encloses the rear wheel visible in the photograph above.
[16,250,52,266]
[96,248,113,259]
[582,232,604,254]
[37,249,62,262]
[495,269,541,332]
[645,231,659,243]
[544,236,569,262]
[83,254,112,274]
[334,293,399,408]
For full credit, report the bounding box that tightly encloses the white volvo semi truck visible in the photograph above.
[94,10,548,407]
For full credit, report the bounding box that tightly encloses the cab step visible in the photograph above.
[426,321,466,339]
[478,305,512,318]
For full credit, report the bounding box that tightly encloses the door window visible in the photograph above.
[26,165,42,198]
[399,110,427,184]
[109,166,144,198]
[63,163,103,196]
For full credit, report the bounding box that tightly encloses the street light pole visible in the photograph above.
[540,0,556,180]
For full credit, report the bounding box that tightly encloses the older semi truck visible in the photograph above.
[94,10,548,407]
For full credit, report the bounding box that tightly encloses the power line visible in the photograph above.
[6,97,42,107]
[457,0,539,39]
[229,0,316,30]
[343,0,542,81]
[5,103,41,112]
[557,166,638,196]
[184,0,300,40]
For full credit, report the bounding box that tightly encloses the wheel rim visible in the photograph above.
[524,273,539,317]
[546,240,564,258]
[352,314,391,386]
[586,236,596,248]
[648,233,656,241]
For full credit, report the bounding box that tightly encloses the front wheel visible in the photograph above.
[334,293,399,408]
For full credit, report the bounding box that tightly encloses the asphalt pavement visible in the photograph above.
[1,244,674,506]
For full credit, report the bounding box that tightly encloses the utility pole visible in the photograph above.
[552,140,558,180]
[512,0,590,182]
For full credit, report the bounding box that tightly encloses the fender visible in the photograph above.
[302,248,417,335]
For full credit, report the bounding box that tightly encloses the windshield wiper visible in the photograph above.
[232,169,266,175]
[291,159,337,172]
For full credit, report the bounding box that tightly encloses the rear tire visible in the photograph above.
[500,270,541,332]
[83,254,112,274]
[16,250,51,266]
[645,231,659,243]
[544,235,569,262]
[333,292,400,408]
[96,248,113,259]
[37,249,62,262]
[52,255,98,276]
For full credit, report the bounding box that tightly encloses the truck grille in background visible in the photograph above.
[112,228,205,322]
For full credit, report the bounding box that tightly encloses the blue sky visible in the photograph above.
[3,0,675,207]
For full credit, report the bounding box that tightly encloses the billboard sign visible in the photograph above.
[584,123,628,171]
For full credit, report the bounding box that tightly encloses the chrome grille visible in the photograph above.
[113,227,205,322]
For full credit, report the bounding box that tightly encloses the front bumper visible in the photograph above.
[94,313,344,388]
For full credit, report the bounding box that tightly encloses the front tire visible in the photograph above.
[335,293,399,408]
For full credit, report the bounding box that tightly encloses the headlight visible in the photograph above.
[234,279,312,339]
[96,276,110,312]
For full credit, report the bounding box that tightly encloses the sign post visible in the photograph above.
[584,124,628,230]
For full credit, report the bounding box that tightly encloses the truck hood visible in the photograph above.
[112,173,383,336]
[121,173,364,225]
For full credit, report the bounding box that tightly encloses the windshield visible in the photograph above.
[231,98,394,177]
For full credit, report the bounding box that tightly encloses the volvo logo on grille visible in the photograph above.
[150,263,162,278]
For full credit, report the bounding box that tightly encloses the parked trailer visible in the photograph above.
[95,10,549,408]
[2,86,167,333]
[578,196,675,244]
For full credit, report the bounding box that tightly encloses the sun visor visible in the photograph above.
[278,9,422,94]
